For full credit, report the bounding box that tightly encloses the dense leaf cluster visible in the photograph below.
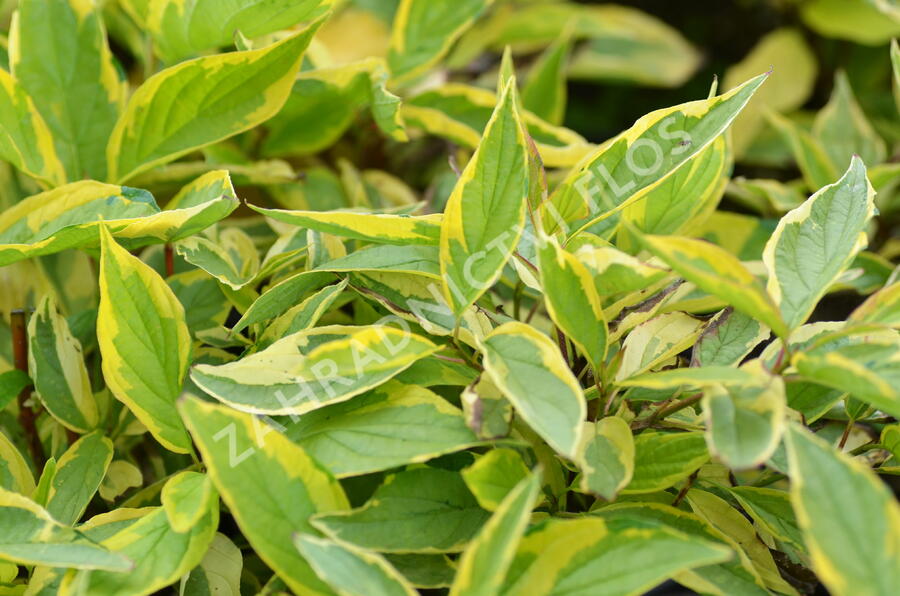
[0,1,899,595]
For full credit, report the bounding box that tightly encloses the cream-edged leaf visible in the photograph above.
[764,156,876,329]
[639,234,788,338]
[440,79,529,316]
[479,322,586,459]
[785,424,900,596]
[190,324,439,415]
[0,67,66,187]
[283,381,480,478]
[449,473,540,596]
[537,234,608,369]
[294,534,417,596]
[107,22,322,182]
[11,0,123,181]
[98,226,192,453]
[148,0,331,63]
[545,73,767,237]
[180,397,348,596]
[389,0,490,82]
[27,294,98,432]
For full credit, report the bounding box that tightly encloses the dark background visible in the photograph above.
[565,0,893,148]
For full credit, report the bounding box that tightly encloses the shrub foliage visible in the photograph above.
[0,1,899,595]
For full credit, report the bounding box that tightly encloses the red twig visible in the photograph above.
[164,244,175,277]
[11,310,44,468]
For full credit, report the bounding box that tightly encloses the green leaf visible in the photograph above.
[283,381,479,478]
[848,281,900,328]
[0,179,152,241]
[785,424,900,596]
[883,424,900,462]
[785,379,845,424]
[568,7,701,86]
[119,0,150,26]
[617,366,760,390]
[230,270,335,334]
[388,0,490,82]
[615,312,705,381]
[250,206,442,246]
[45,431,113,526]
[0,487,131,571]
[263,58,406,157]
[384,554,456,589]
[179,532,242,596]
[478,4,700,87]
[148,0,331,63]
[813,71,886,171]
[800,0,900,45]
[176,227,260,290]
[692,308,770,367]
[684,488,797,595]
[257,280,347,349]
[27,294,98,432]
[729,176,807,214]
[161,471,217,533]
[0,67,66,186]
[440,79,529,316]
[793,339,900,418]
[98,460,143,502]
[0,181,237,267]
[11,0,123,181]
[294,535,417,596]
[107,22,323,182]
[765,109,838,191]
[479,322,586,459]
[449,473,540,596]
[638,234,789,338]
[461,375,513,441]
[0,431,35,495]
[723,28,817,156]
[620,134,730,241]
[403,83,590,168]
[168,270,230,336]
[313,467,490,553]
[347,271,489,344]
[764,156,876,329]
[728,486,803,551]
[537,234,608,369]
[316,244,440,279]
[592,502,770,596]
[521,34,571,125]
[625,431,709,493]
[893,39,900,114]
[545,73,767,237]
[164,169,236,210]
[190,324,439,415]
[578,416,635,500]
[462,448,530,511]
[256,227,312,282]
[179,396,348,596]
[80,504,218,596]
[575,244,668,297]
[32,458,56,507]
[395,354,478,387]
[702,361,786,470]
[97,226,192,453]
[499,516,732,596]
[0,369,30,412]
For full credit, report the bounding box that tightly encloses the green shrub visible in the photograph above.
[0,1,898,595]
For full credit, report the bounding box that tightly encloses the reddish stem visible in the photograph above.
[555,327,570,365]
[11,310,44,468]
[164,244,175,277]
